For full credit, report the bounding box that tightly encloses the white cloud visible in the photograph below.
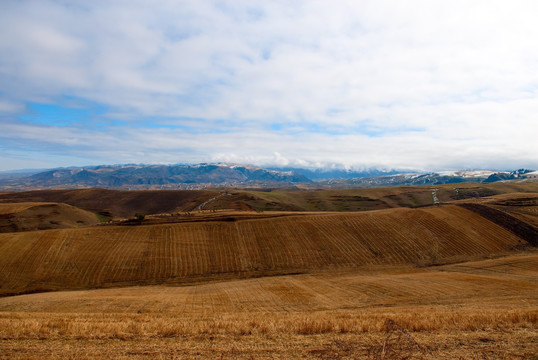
[0,100,24,114]
[0,0,537,170]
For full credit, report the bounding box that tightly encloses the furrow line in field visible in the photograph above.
[216,225,230,273]
[292,218,329,268]
[71,229,101,287]
[268,220,295,269]
[338,214,380,265]
[220,280,246,312]
[169,225,180,276]
[0,233,36,289]
[233,221,255,272]
[164,226,174,278]
[104,227,135,284]
[205,224,219,274]
[272,217,308,269]
[154,225,168,280]
[341,216,379,265]
[417,210,480,257]
[172,224,191,277]
[376,214,412,263]
[16,231,51,277]
[221,224,236,273]
[309,274,363,307]
[296,216,330,268]
[43,230,72,284]
[257,277,292,312]
[187,225,208,276]
[358,214,398,264]
[442,207,514,254]
[309,215,357,266]
[342,216,377,264]
[254,278,293,312]
[251,222,276,270]
[124,226,150,282]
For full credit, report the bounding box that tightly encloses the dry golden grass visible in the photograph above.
[1,306,536,340]
[2,329,536,359]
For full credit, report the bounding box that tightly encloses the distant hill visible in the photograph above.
[314,169,537,188]
[0,164,534,190]
[267,167,400,181]
[0,164,310,190]
[1,182,536,219]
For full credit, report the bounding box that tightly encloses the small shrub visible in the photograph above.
[134,213,145,221]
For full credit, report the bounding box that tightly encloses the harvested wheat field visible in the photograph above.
[0,253,536,359]
[0,189,536,359]
[0,205,530,296]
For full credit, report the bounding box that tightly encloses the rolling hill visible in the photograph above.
[0,204,532,297]
[0,181,536,218]
[0,202,99,232]
[0,188,220,218]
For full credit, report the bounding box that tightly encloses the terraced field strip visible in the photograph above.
[0,206,529,296]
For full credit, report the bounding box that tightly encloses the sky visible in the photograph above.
[1,0,537,172]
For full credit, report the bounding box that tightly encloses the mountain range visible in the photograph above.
[0,164,535,190]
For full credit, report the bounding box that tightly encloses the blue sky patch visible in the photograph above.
[19,103,90,127]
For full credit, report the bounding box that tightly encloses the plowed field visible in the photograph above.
[0,205,528,297]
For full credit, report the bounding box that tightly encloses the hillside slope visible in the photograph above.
[0,182,536,217]
[0,205,530,297]
[0,202,99,232]
[0,189,220,218]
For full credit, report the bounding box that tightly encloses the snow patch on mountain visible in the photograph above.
[436,170,499,178]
